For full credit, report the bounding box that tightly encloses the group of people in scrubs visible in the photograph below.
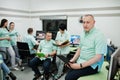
[28,23,70,80]
[0,14,107,80]
[0,18,70,80]
[0,19,23,80]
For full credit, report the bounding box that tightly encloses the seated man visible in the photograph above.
[23,28,39,55]
[29,32,56,80]
[0,54,16,80]
[65,14,107,80]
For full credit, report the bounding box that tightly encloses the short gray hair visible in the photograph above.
[83,14,95,20]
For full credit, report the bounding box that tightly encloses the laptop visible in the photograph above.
[57,55,72,69]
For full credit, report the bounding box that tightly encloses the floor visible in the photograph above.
[12,65,66,80]
[11,62,108,80]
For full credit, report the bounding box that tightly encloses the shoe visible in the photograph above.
[40,75,44,80]
[45,74,49,80]
[53,73,64,80]
[11,67,19,71]
[15,64,18,67]
[19,65,25,71]
[18,59,22,66]
[5,76,9,80]
[21,66,25,71]
[33,74,41,80]
[8,72,17,80]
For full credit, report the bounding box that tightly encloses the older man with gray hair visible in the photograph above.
[65,14,107,80]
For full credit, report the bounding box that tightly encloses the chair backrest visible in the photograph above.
[17,42,29,50]
[107,48,120,80]
[17,42,31,59]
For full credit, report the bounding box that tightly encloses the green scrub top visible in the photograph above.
[38,39,57,54]
[9,30,19,46]
[77,27,107,71]
[38,39,57,60]
[55,30,70,55]
[0,28,11,47]
[23,34,37,54]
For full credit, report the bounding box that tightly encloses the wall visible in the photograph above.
[30,0,120,46]
[0,0,31,36]
[0,0,120,46]
[0,0,30,10]
[67,16,120,47]
[30,0,120,11]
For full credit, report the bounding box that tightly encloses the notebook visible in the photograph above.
[36,52,45,58]
[53,40,69,46]
[57,55,72,69]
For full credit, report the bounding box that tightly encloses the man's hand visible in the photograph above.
[59,45,65,48]
[55,41,61,45]
[45,54,51,58]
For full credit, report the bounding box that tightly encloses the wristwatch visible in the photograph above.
[80,63,83,68]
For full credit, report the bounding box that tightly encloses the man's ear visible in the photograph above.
[93,20,95,24]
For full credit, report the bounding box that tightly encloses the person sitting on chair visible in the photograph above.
[65,14,107,80]
[29,32,57,80]
[0,54,17,80]
[23,28,39,55]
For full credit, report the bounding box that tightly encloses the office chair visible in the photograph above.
[17,42,35,69]
[107,48,120,80]
[37,55,57,80]
[106,45,118,70]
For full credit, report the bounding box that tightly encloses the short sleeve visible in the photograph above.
[31,36,37,46]
[95,33,107,55]
[79,33,83,49]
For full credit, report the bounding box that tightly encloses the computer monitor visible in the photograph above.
[107,48,120,80]
[70,35,80,47]
[36,31,46,42]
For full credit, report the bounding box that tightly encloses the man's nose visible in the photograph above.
[84,23,87,26]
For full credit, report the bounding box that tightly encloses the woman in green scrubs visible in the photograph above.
[53,23,70,79]
[9,22,23,67]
